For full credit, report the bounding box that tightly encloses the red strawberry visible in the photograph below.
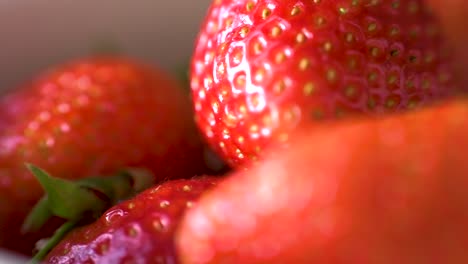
[0,56,207,254]
[43,177,219,264]
[177,98,468,264]
[191,0,457,167]
[426,0,468,89]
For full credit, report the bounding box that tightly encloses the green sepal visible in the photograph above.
[25,164,103,222]
[123,168,156,194]
[22,197,53,234]
[29,220,78,264]
[77,168,154,204]
[21,164,155,234]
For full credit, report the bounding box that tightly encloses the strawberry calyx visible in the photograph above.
[21,164,155,263]
[31,220,78,263]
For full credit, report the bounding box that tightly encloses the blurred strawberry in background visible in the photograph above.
[0,56,211,255]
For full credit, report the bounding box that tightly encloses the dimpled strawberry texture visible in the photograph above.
[0,57,207,254]
[44,178,219,264]
[191,0,457,167]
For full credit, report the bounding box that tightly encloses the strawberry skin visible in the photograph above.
[0,57,207,254]
[44,177,219,264]
[426,0,468,89]
[177,98,468,264]
[191,0,457,167]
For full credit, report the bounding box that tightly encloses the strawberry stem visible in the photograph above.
[29,220,78,264]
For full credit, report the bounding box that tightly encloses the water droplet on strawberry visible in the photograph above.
[105,208,125,224]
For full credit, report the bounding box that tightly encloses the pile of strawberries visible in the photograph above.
[0,0,467,263]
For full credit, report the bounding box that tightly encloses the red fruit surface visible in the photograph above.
[177,98,468,264]
[191,0,457,167]
[0,57,207,254]
[426,0,468,88]
[44,177,219,264]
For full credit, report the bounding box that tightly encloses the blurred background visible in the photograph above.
[0,0,212,93]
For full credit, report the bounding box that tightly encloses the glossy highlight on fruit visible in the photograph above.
[44,177,219,264]
[191,0,456,167]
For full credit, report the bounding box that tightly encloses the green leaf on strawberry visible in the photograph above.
[24,164,102,225]
[0,57,209,255]
[21,164,155,262]
[41,177,220,263]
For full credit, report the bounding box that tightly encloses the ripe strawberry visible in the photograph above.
[43,177,219,264]
[191,0,457,167]
[0,56,207,254]
[426,0,468,89]
[177,98,468,264]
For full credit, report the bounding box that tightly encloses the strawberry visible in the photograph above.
[426,0,468,89]
[177,97,468,264]
[0,56,208,254]
[42,177,219,264]
[191,0,457,167]
[22,165,156,262]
